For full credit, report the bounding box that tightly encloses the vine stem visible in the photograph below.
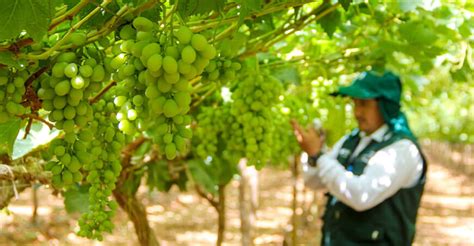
[48,0,92,32]
[26,0,112,60]
[191,84,217,108]
[16,114,54,129]
[188,0,315,32]
[89,80,117,104]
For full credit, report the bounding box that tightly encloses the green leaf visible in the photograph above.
[147,160,171,192]
[0,0,54,41]
[338,0,352,11]
[13,122,60,160]
[0,51,19,67]
[0,119,21,157]
[178,0,225,19]
[188,160,218,195]
[397,0,424,12]
[399,20,438,45]
[318,8,342,38]
[64,185,90,214]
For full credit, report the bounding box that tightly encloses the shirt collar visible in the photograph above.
[359,124,389,142]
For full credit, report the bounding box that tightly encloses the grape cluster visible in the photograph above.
[194,105,230,158]
[202,57,241,84]
[0,68,28,123]
[107,16,215,159]
[228,72,283,167]
[38,52,104,132]
[76,99,124,240]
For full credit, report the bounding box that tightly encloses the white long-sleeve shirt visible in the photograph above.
[303,124,424,212]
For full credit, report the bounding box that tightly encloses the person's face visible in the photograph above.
[352,98,385,134]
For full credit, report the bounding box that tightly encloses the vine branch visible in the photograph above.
[89,80,117,104]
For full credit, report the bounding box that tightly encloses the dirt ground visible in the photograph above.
[0,148,473,246]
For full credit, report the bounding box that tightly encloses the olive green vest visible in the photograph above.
[321,129,427,246]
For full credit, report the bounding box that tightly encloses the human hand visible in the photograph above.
[290,119,325,156]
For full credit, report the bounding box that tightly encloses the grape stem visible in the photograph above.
[89,80,117,104]
[48,0,92,32]
[191,84,217,108]
[26,0,113,60]
[16,114,54,129]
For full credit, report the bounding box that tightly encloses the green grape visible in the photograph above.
[157,79,172,93]
[52,62,68,78]
[191,34,207,51]
[165,143,177,160]
[53,96,67,109]
[54,145,66,156]
[174,91,191,108]
[181,46,197,64]
[63,120,75,132]
[91,65,105,82]
[163,99,179,117]
[140,43,161,64]
[174,135,186,152]
[57,52,77,63]
[80,65,93,78]
[64,63,78,78]
[163,133,173,144]
[62,170,74,185]
[162,56,178,74]
[54,80,71,96]
[132,95,144,106]
[200,44,216,59]
[64,105,76,120]
[178,60,192,75]
[164,72,180,84]
[165,46,180,59]
[70,32,87,46]
[71,76,85,89]
[120,25,136,40]
[174,26,193,44]
[110,54,127,70]
[147,54,162,72]
[127,109,138,120]
[133,17,154,32]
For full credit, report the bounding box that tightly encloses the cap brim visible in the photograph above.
[331,85,376,99]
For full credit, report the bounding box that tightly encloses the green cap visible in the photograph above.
[333,71,402,104]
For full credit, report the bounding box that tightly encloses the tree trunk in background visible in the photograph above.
[239,159,258,246]
[217,184,226,246]
[113,181,159,246]
[291,155,299,246]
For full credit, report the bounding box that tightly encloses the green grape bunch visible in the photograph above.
[107,16,216,160]
[0,68,29,123]
[201,56,242,84]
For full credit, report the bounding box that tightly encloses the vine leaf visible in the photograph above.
[0,119,21,157]
[318,8,342,38]
[188,160,217,195]
[177,0,225,19]
[338,0,352,11]
[0,0,55,41]
[13,122,59,160]
[64,185,90,214]
[0,51,19,67]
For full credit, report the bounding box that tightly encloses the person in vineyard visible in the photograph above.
[291,71,427,245]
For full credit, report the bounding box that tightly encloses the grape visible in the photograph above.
[163,56,178,74]
[71,76,85,89]
[174,26,193,44]
[54,80,71,96]
[165,143,177,159]
[133,17,154,32]
[163,99,179,117]
[64,63,78,78]
[191,34,207,51]
[181,46,197,64]
[70,32,87,46]
[80,65,93,78]
[120,25,136,40]
[147,54,162,72]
